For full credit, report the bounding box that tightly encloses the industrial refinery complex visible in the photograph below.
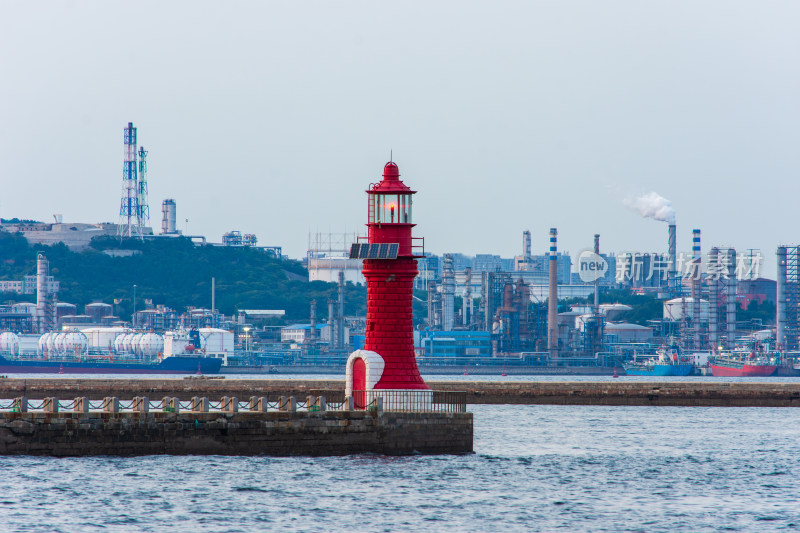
[0,123,797,375]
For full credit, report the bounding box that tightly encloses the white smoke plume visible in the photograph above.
[624,192,676,224]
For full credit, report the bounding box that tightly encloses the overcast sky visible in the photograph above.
[1,1,798,276]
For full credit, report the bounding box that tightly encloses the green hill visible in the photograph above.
[0,232,366,321]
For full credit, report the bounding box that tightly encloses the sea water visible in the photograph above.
[1,404,799,532]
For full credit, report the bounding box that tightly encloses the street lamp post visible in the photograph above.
[243,326,251,352]
[133,284,137,328]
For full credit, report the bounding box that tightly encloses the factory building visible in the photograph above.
[280,323,350,346]
[307,233,364,284]
[0,220,132,251]
[418,330,492,358]
[0,274,59,295]
[222,231,258,246]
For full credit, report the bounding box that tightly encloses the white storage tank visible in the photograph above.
[129,333,144,355]
[138,333,164,357]
[45,332,58,354]
[198,328,234,354]
[12,302,37,315]
[18,334,40,355]
[114,333,131,354]
[663,298,709,322]
[81,327,131,352]
[52,332,67,355]
[63,332,88,356]
[127,333,141,353]
[0,332,20,355]
[38,332,52,355]
[123,333,138,353]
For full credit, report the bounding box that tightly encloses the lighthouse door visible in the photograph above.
[353,357,367,409]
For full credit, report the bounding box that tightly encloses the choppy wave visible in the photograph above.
[1,405,799,532]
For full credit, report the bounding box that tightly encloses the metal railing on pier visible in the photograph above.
[0,390,467,415]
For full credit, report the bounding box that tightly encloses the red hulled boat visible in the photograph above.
[708,350,778,377]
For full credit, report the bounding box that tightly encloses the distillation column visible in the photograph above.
[777,246,787,349]
[725,248,737,350]
[548,228,559,357]
[442,254,455,331]
[691,229,701,350]
[708,247,719,350]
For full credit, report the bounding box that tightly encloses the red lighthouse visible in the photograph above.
[346,161,429,402]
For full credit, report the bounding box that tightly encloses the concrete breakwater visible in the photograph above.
[1,379,800,407]
[0,396,473,456]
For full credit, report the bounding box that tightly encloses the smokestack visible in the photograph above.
[726,248,737,350]
[593,234,600,312]
[463,267,472,326]
[309,299,317,344]
[691,229,701,350]
[523,231,531,261]
[708,247,719,350]
[427,279,437,329]
[548,228,558,356]
[480,272,489,331]
[211,277,215,314]
[777,246,787,349]
[442,254,455,331]
[327,298,335,347]
[668,224,677,293]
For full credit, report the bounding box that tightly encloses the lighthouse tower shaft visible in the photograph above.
[363,257,425,388]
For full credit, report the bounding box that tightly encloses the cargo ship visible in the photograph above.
[0,328,225,374]
[708,351,778,377]
[623,349,693,376]
[0,353,222,374]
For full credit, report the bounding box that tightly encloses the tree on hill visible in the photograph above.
[0,233,366,321]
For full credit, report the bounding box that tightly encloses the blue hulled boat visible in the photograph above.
[623,349,693,376]
[0,353,222,374]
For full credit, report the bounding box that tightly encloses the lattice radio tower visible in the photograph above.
[117,122,149,239]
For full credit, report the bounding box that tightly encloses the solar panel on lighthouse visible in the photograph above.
[349,243,399,259]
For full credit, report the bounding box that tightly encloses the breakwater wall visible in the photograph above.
[0,398,472,457]
[2,379,800,407]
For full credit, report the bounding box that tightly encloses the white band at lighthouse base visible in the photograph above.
[345,350,385,397]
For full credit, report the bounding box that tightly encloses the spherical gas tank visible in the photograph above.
[63,332,88,356]
[121,333,135,353]
[130,333,144,355]
[52,333,67,355]
[113,333,128,354]
[45,332,58,354]
[138,333,163,357]
[38,333,51,355]
[0,332,20,355]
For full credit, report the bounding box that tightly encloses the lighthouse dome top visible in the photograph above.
[383,162,400,180]
[368,161,416,194]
